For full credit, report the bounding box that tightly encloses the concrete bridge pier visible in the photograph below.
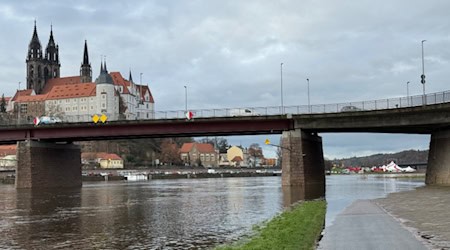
[16,141,82,189]
[281,129,325,200]
[426,129,450,185]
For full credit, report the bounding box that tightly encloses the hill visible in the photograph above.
[330,149,428,167]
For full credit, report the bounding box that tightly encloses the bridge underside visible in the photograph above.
[16,141,81,189]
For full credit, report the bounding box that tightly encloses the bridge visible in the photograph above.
[2,90,450,199]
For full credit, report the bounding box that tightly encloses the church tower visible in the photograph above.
[44,25,60,81]
[26,21,46,94]
[26,22,60,94]
[80,40,92,83]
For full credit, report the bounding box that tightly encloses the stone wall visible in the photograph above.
[426,129,450,185]
[281,129,325,199]
[16,141,82,188]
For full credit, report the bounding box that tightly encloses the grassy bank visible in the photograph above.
[216,200,326,250]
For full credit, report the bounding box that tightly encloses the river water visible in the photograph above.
[0,175,424,249]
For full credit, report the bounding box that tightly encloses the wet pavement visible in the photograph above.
[318,200,428,250]
[376,186,450,249]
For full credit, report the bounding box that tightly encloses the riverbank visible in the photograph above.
[216,200,326,250]
[376,186,450,249]
[0,169,282,184]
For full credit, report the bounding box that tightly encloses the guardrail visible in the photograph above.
[1,90,449,125]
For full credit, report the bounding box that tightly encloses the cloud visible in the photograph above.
[0,0,448,157]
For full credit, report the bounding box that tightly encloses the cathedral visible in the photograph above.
[8,22,154,122]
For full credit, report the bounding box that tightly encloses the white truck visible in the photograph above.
[229,108,254,117]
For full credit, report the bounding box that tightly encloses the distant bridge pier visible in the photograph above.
[16,141,82,189]
[281,129,325,200]
[426,129,450,185]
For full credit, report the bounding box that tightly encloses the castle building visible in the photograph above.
[9,22,154,122]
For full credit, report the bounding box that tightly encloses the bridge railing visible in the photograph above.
[2,90,450,125]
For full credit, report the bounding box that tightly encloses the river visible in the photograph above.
[0,175,424,249]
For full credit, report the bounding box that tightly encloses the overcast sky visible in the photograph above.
[1,0,447,159]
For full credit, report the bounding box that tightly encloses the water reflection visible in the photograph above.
[0,177,283,249]
[0,175,423,249]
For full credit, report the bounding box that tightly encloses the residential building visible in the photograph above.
[180,142,218,167]
[97,153,124,169]
[0,145,17,169]
[227,146,246,167]
[81,152,124,169]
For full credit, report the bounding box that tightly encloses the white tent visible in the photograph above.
[401,166,416,173]
[385,161,402,172]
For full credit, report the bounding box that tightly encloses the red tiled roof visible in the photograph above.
[141,85,155,103]
[46,83,96,100]
[231,156,243,162]
[96,152,123,160]
[0,145,17,157]
[110,72,132,94]
[43,76,83,93]
[15,94,48,103]
[180,143,194,153]
[11,89,33,101]
[180,143,215,153]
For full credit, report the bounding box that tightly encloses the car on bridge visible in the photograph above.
[34,116,62,126]
[340,106,362,112]
[229,108,257,116]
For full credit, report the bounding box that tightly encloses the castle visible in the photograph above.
[8,22,154,122]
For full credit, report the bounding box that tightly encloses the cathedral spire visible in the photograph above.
[80,40,92,83]
[129,70,133,82]
[83,40,89,65]
[27,20,42,60]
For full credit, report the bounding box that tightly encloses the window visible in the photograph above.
[19,104,28,113]
[90,106,94,110]
[102,103,105,108]
[73,106,77,111]
[66,99,70,103]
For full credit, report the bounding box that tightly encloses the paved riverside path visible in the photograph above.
[318,200,428,250]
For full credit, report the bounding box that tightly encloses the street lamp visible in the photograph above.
[280,63,284,114]
[406,81,410,106]
[17,82,21,124]
[421,40,426,105]
[184,85,188,114]
[306,78,310,113]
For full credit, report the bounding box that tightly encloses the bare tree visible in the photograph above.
[158,139,181,166]
[248,143,264,167]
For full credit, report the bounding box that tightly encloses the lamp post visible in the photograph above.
[184,85,188,114]
[280,63,284,114]
[421,40,426,105]
[307,78,310,113]
[406,81,410,106]
[17,82,21,124]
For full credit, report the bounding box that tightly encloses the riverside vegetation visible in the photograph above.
[216,200,326,250]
